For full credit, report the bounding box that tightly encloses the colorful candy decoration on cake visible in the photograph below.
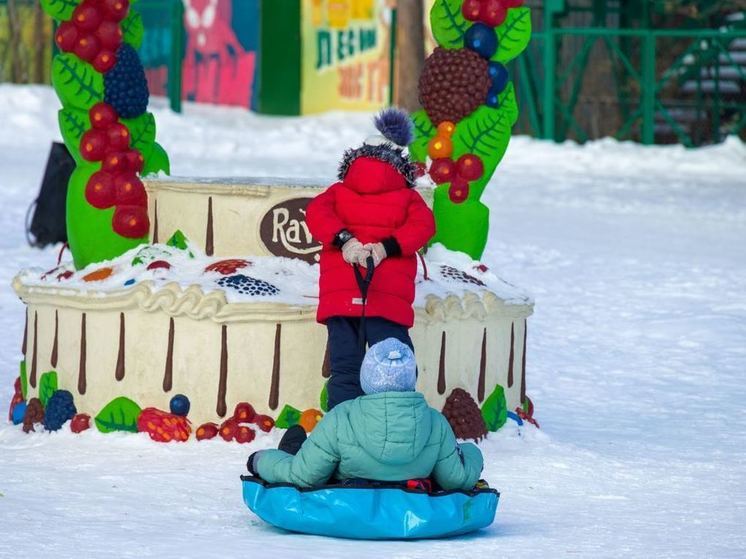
[410,0,530,259]
[42,0,170,270]
[43,390,78,431]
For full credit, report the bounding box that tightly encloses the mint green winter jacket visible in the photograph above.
[255,392,484,491]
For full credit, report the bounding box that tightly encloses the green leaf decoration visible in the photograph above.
[275,404,301,429]
[481,384,508,431]
[452,87,517,162]
[58,108,89,164]
[493,7,532,64]
[141,142,170,177]
[122,112,156,156]
[19,361,28,401]
[166,230,189,251]
[39,371,59,407]
[122,11,145,49]
[40,0,80,21]
[409,109,435,163]
[319,381,329,413]
[95,396,142,433]
[430,0,469,49]
[52,54,104,111]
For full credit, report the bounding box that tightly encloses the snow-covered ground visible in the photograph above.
[1,85,745,558]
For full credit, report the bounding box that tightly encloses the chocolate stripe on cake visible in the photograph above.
[22,308,28,355]
[163,318,174,392]
[152,199,159,243]
[50,310,59,368]
[437,331,446,395]
[205,196,214,256]
[478,328,487,402]
[217,324,228,417]
[78,313,87,395]
[30,311,38,388]
[521,319,527,403]
[269,324,281,410]
[115,312,125,381]
[507,322,515,388]
[322,341,330,378]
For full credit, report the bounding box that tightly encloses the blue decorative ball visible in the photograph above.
[12,401,27,425]
[43,390,77,431]
[104,44,149,119]
[488,62,509,93]
[170,394,191,417]
[464,23,498,59]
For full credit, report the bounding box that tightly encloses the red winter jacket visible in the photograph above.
[306,156,435,327]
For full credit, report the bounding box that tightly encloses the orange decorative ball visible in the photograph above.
[427,136,453,159]
[298,409,324,433]
[436,121,456,138]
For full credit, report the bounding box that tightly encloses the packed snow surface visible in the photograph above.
[1,86,745,558]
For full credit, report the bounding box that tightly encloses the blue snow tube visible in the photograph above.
[241,476,499,540]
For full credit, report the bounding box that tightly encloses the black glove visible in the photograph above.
[246,451,261,476]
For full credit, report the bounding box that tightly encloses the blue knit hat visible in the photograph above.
[360,338,417,395]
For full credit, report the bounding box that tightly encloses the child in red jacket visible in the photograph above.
[306,108,436,410]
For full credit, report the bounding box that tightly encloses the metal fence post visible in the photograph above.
[169,0,184,113]
[641,31,656,145]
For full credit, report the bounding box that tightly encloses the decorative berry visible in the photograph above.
[462,0,482,21]
[428,136,453,159]
[102,151,128,173]
[219,419,238,441]
[112,205,150,238]
[85,171,116,209]
[92,50,117,73]
[503,0,524,6]
[448,177,470,203]
[137,408,191,442]
[95,20,123,51]
[72,3,102,32]
[419,47,490,125]
[89,102,118,130]
[429,158,457,185]
[124,149,144,173]
[456,154,485,180]
[442,388,488,442]
[440,265,486,286]
[55,21,78,52]
[488,61,509,96]
[196,422,219,441]
[235,425,256,444]
[479,0,507,27]
[22,398,44,434]
[465,23,498,59]
[106,122,130,150]
[71,413,91,433]
[12,402,27,425]
[217,274,279,297]
[204,259,252,275]
[436,121,456,137]
[57,270,74,281]
[43,390,77,431]
[114,174,147,207]
[73,34,100,62]
[102,0,130,21]
[253,414,275,433]
[169,394,190,417]
[104,44,149,119]
[233,402,256,423]
[80,129,108,162]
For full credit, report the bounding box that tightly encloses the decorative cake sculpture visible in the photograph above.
[9,0,536,442]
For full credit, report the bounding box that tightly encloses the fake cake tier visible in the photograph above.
[13,178,533,428]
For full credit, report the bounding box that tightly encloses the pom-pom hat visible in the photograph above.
[360,338,417,395]
[338,108,418,187]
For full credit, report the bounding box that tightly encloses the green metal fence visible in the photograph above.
[513,1,746,146]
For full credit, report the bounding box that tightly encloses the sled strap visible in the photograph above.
[353,257,375,354]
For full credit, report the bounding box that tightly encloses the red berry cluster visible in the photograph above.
[197,402,275,443]
[55,0,129,73]
[81,102,149,238]
[429,153,485,204]
[462,0,523,27]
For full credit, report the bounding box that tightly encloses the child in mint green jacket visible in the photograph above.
[247,338,483,491]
